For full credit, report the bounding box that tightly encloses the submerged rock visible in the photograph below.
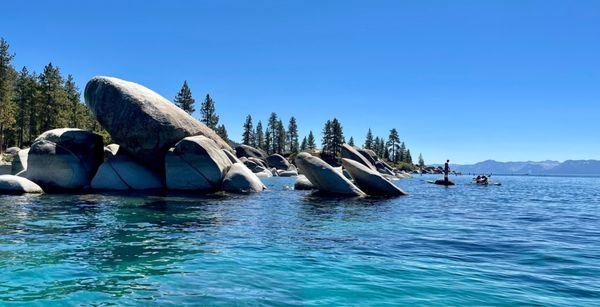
[0,175,43,194]
[222,162,266,193]
[165,136,233,191]
[342,158,407,196]
[433,179,455,186]
[91,152,163,190]
[25,128,104,190]
[294,152,365,196]
[84,76,231,170]
[294,175,314,190]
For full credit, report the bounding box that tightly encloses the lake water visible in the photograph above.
[1,175,599,305]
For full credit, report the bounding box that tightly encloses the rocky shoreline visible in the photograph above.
[0,76,411,197]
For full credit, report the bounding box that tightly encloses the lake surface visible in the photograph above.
[1,175,599,305]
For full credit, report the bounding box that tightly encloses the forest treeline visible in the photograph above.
[1,37,424,168]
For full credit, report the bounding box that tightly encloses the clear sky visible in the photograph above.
[3,0,599,164]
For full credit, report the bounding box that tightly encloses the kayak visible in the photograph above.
[427,179,455,186]
[473,181,502,186]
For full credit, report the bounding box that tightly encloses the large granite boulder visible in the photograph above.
[0,162,11,175]
[375,161,395,176]
[341,144,377,171]
[222,162,266,193]
[266,154,290,170]
[356,148,378,166]
[294,152,365,196]
[84,76,231,171]
[294,175,314,190]
[25,128,104,190]
[0,175,43,194]
[222,149,240,164]
[278,170,298,177]
[165,136,233,191]
[103,144,120,158]
[91,152,163,190]
[11,148,29,175]
[342,158,407,196]
[235,145,267,160]
[254,168,273,178]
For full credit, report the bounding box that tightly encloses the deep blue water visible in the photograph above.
[1,175,599,305]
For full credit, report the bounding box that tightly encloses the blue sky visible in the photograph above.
[3,0,599,164]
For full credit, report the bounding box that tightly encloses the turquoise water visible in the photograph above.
[1,175,599,305]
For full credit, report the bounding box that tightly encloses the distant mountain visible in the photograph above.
[447,160,600,175]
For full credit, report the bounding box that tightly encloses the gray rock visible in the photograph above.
[342,158,407,196]
[5,147,20,155]
[294,152,365,196]
[84,76,231,170]
[222,149,240,164]
[341,144,377,171]
[294,175,314,190]
[104,144,120,158]
[254,169,273,178]
[375,161,395,176]
[11,148,28,175]
[0,175,43,194]
[356,148,379,166]
[91,152,163,190]
[0,162,10,175]
[270,168,279,176]
[266,154,290,170]
[26,128,104,190]
[165,136,233,191]
[235,144,267,160]
[278,170,298,177]
[243,159,264,173]
[222,162,266,193]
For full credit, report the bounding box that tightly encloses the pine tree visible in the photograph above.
[27,71,40,144]
[418,153,425,168]
[287,116,299,153]
[330,118,344,156]
[255,121,264,150]
[399,142,407,162]
[307,131,316,150]
[200,94,219,130]
[0,38,15,154]
[267,112,279,153]
[276,119,286,154]
[300,136,308,151]
[242,114,254,145]
[387,128,400,163]
[65,74,80,128]
[321,120,332,154]
[264,127,272,154]
[38,62,69,132]
[348,136,354,146]
[14,67,32,147]
[216,124,228,141]
[174,80,195,114]
[364,128,373,149]
[405,149,413,164]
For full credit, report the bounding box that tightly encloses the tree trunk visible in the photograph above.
[0,124,4,156]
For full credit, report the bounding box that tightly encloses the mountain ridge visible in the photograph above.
[439,159,600,175]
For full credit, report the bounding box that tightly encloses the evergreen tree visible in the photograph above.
[287,116,299,153]
[300,136,308,151]
[264,127,272,154]
[27,71,40,144]
[330,118,344,156]
[387,128,400,163]
[0,38,15,154]
[267,112,279,153]
[255,121,264,150]
[14,67,33,147]
[242,114,254,145]
[307,130,316,150]
[321,120,332,154]
[418,153,425,168]
[373,137,381,156]
[364,128,373,149]
[405,149,413,164]
[38,62,69,132]
[348,136,355,146]
[216,124,228,141]
[399,142,407,163]
[65,74,80,128]
[200,94,219,129]
[174,80,195,114]
[276,120,286,154]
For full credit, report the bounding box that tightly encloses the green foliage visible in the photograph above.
[300,136,308,151]
[242,114,254,145]
[348,136,354,146]
[200,94,219,130]
[307,131,316,150]
[174,80,195,114]
[0,38,16,154]
[276,119,286,154]
[287,116,299,153]
[418,153,425,168]
[216,124,228,141]
[255,121,264,150]
[364,128,373,149]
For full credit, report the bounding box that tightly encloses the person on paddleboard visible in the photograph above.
[444,160,450,183]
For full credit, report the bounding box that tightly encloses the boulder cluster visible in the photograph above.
[0,76,264,195]
[293,144,408,197]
